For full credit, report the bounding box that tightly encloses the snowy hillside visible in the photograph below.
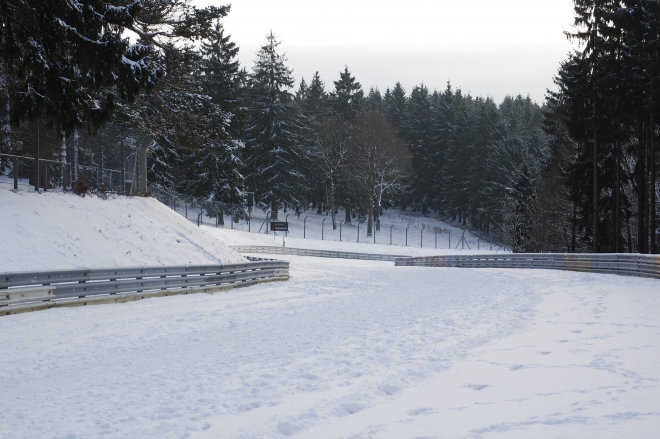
[0,183,246,272]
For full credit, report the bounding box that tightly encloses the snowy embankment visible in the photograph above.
[0,184,245,272]
[1,255,659,438]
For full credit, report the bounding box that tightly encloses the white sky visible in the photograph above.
[195,0,578,103]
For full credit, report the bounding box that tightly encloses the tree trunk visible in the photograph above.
[571,201,577,253]
[650,112,656,254]
[61,133,67,188]
[593,102,598,253]
[271,199,278,220]
[330,180,337,230]
[72,128,79,181]
[616,126,621,253]
[638,121,647,253]
[367,197,373,236]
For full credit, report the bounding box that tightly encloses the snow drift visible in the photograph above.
[0,187,246,272]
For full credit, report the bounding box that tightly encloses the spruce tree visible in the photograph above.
[330,67,364,121]
[244,32,307,217]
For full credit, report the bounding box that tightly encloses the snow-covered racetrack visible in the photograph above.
[1,256,659,438]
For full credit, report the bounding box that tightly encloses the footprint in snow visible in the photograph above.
[464,384,489,391]
[407,407,436,416]
[380,384,400,396]
[538,351,552,355]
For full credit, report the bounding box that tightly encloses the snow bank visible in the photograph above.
[0,187,246,272]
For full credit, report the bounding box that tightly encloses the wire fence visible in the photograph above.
[1,153,137,194]
[149,186,501,251]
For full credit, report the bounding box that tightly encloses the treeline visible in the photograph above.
[0,0,549,241]
[6,0,652,254]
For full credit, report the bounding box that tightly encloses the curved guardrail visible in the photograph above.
[1,258,289,315]
[394,253,660,279]
[231,245,406,262]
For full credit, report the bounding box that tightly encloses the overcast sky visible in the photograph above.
[195,0,579,103]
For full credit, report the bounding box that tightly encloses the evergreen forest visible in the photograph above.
[0,0,658,253]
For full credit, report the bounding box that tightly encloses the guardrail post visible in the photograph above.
[406,226,410,246]
[390,225,394,245]
[322,218,326,240]
[248,214,251,232]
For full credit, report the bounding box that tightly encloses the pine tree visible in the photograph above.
[244,32,307,217]
[330,67,364,121]
[0,0,162,134]
[383,82,407,133]
[402,84,434,213]
[182,21,245,207]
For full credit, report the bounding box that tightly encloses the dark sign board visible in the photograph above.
[270,221,289,232]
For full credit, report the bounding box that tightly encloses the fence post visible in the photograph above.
[449,231,451,249]
[374,225,376,243]
[35,120,40,192]
[390,225,393,245]
[340,220,344,241]
[43,162,47,192]
[435,230,437,249]
[322,218,326,240]
[478,236,480,250]
[358,223,360,242]
[248,214,251,232]
[120,137,125,195]
[185,202,188,219]
[304,216,309,239]
[13,157,18,190]
[286,214,290,237]
[420,228,423,248]
[406,226,410,246]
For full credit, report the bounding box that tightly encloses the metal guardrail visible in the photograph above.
[394,253,660,279]
[1,258,289,314]
[231,246,406,262]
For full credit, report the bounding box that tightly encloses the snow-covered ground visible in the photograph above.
[0,179,245,271]
[175,199,493,251]
[1,255,659,438]
[207,226,502,257]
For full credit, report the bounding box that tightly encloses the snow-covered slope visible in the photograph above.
[0,187,246,272]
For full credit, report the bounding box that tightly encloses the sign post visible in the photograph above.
[270,222,288,247]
